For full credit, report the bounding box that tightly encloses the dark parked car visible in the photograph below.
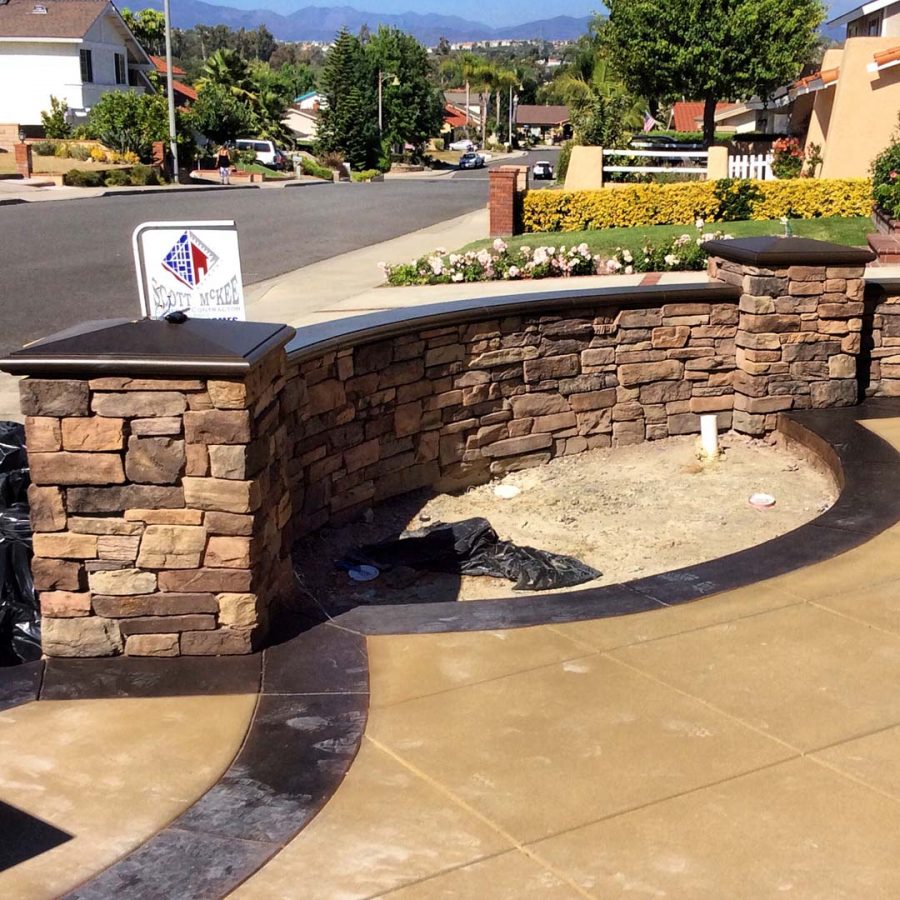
[532,160,554,180]
[458,151,485,169]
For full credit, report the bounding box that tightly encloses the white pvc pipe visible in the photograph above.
[700,414,719,459]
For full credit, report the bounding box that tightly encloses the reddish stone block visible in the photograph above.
[29,452,125,486]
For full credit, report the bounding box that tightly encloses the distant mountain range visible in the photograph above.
[134,1,591,44]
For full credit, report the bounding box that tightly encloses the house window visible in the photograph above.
[115,52,126,85]
[867,16,882,36]
[80,48,93,83]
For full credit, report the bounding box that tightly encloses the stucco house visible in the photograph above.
[0,0,153,129]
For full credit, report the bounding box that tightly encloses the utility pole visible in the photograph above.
[163,0,179,181]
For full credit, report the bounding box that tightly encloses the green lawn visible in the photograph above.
[460,217,872,257]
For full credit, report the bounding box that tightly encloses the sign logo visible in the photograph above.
[162,230,219,288]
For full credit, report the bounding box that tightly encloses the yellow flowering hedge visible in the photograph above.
[522,178,873,233]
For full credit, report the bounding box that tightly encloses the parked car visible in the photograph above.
[458,151,485,169]
[449,139,476,152]
[234,138,287,170]
[532,160,554,180]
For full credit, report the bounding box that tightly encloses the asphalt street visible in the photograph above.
[0,148,558,354]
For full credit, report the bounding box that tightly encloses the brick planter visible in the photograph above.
[873,205,900,236]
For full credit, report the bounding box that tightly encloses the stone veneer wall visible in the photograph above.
[284,298,740,533]
[864,282,900,397]
[22,347,293,658]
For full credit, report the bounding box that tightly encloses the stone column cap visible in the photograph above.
[702,236,875,267]
[0,317,295,377]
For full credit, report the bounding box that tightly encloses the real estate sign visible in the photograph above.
[132,221,246,321]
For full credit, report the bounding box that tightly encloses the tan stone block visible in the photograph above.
[207,380,248,409]
[27,485,66,531]
[88,567,157,595]
[205,536,253,568]
[158,568,252,593]
[92,391,186,418]
[185,442,209,476]
[20,379,88,417]
[25,416,61,452]
[33,532,98,559]
[568,389,617,412]
[182,477,260,514]
[188,391,213,410]
[32,557,83,591]
[61,417,124,451]
[207,443,266,480]
[88,378,203,391]
[204,511,254,536]
[470,346,538,368]
[125,633,180,657]
[481,433,552,458]
[123,508,203,525]
[29,452,125,486]
[125,436,185,484]
[618,359,683,387]
[137,525,207,569]
[69,517,143,536]
[829,355,857,378]
[40,591,92,617]
[131,417,182,436]
[41,616,123,657]
[98,534,141,561]
[739,296,776,315]
[183,409,251,444]
[180,628,254,656]
[217,592,260,628]
[92,593,217,617]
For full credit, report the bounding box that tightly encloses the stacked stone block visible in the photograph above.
[709,256,865,435]
[23,350,292,658]
[285,300,738,529]
[866,286,900,396]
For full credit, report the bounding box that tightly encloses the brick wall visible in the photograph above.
[283,297,739,532]
[22,348,293,658]
[489,166,527,237]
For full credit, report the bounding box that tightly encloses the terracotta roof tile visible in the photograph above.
[874,44,900,67]
[149,54,186,77]
[0,0,109,39]
[514,104,570,126]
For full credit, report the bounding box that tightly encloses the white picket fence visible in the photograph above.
[728,153,774,180]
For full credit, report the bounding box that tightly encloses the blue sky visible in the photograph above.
[214,1,862,30]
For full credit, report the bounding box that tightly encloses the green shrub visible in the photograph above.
[872,119,900,218]
[32,141,57,156]
[714,178,764,221]
[69,143,92,161]
[300,157,334,180]
[129,164,160,186]
[556,140,573,184]
[71,125,93,140]
[431,138,445,152]
[351,168,382,182]
[103,168,131,186]
[40,96,71,139]
[522,178,873,232]
[64,169,103,187]
[53,142,71,159]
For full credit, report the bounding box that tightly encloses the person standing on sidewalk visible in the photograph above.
[216,144,232,185]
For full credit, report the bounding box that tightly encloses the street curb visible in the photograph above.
[99,183,262,198]
[0,198,25,206]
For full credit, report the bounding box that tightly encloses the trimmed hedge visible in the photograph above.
[522,178,873,232]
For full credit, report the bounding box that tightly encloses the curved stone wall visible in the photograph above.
[283,284,740,534]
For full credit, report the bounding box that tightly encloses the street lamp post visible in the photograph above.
[163,0,179,181]
[377,70,399,134]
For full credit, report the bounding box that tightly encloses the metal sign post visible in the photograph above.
[132,220,246,321]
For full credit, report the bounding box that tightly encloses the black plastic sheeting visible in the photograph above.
[347,517,601,592]
[0,422,39,665]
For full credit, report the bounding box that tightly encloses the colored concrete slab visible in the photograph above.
[531,758,900,899]
[0,694,255,897]
[367,649,791,843]
[231,739,513,900]
[548,581,803,653]
[383,848,585,899]
[367,626,593,708]
[613,603,900,752]
[812,579,900,635]
[812,724,900,799]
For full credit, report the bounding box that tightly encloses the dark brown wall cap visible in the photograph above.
[702,236,876,267]
[0,317,295,378]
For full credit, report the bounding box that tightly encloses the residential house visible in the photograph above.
[282,90,324,141]
[0,0,153,129]
[148,54,196,107]
[444,88,481,126]
[514,104,571,143]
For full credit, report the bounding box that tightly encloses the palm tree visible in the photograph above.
[196,48,255,101]
[492,67,519,141]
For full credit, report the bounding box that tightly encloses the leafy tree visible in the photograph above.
[317,28,378,169]
[365,27,444,156]
[196,47,254,99]
[186,83,253,145]
[121,8,166,56]
[604,0,826,146]
[40,95,71,139]
[572,93,632,147]
[86,91,172,157]
[436,36,451,56]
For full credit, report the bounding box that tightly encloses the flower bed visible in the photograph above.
[872,120,900,225]
[382,226,732,286]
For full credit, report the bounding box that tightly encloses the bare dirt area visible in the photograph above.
[293,433,837,613]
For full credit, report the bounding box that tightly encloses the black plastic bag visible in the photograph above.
[347,517,601,592]
[0,423,39,665]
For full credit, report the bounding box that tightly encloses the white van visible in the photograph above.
[234,138,286,170]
